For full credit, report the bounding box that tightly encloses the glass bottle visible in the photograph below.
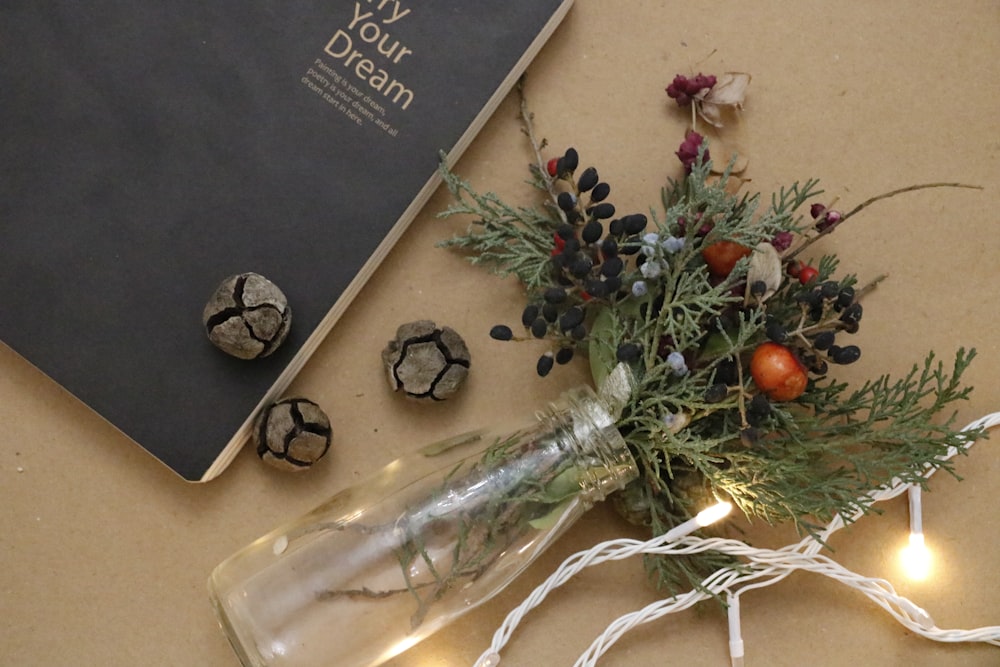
[208,386,636,667]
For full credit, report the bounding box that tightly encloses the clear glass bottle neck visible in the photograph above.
[542,386,637,502]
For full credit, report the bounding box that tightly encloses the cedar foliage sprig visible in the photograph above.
[436,82,982,594]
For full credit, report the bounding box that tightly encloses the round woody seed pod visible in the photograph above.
[382,320,471,401]
[253,397,332,472]
[203,272,291,359]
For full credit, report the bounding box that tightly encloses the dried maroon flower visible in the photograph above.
[816,209,843,232]
[666,73,717,107]
[666,75,694,106]
[676,131,709,173]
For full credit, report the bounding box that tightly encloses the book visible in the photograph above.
[0,0,574,481]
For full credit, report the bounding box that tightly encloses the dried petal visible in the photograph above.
[746,242,783,302]
[701,72,751,107]
[695,72,751,128]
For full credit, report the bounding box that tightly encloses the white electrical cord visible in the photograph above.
[473,412,1000,667]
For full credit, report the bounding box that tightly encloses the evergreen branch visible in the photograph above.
[437,164,559,289]
[702,349,979,535]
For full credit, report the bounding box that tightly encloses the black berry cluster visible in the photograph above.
[489,147,649,376]
[765,278,863,375]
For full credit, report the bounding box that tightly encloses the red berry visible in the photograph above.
[750,342,808,402]
[798,265,819,285]
[546,157,560,178]
[702,240,752,277]
[551,232,566,256]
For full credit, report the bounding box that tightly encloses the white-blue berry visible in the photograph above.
[667,351,689,376]
[662,235,685,254]
[640,259,663,279]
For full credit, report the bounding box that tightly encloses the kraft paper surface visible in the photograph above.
[3,2,998,665]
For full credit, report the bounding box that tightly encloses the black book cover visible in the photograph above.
[0,1,573,481]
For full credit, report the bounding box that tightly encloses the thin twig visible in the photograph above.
[788,182,981,260]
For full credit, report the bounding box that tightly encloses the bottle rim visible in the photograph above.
[551,385,638,501]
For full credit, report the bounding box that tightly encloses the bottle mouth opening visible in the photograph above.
[557,386,638,501]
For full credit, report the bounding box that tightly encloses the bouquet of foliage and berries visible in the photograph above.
[437,75,981,592]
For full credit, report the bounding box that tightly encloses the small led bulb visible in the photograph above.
[900,532,932,581]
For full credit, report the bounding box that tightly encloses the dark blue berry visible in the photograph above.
[530,317,548,339]
[588,202,616,220]
[562,148,579,172]
[559,306,585,332]
[590,182,611,202]
[544,287,568,304]
[557,192,576,212]
[831,345,861,365]
[601,238,619,257]
[813,330,836,350]
[616,342,642,363]
[840,302,863,324]
[704,383,728,403]
[570,324,588,340]
[841,320,860,334]
[489,325,513,341]
[836,286,856,309]
[536,352,555,377]
[765,322,788,343]
[556,224,576,240]
[521,304,539,327]
[820,281,840,300]
[601,256,624,277]
[542,303,558,323]
[622,213,648,234]
[584,278,609,298]
[577,167,599,192]
[582,220,603,244]
[570,256,593,278]
[749,393,771,417]
[555,347,575,365]
[608,218,625,236]
[714,358,738,385]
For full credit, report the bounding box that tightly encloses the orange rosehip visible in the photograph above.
[750,342,808,401]
[702,240,752,277]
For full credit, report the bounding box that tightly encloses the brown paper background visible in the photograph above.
[3,2,998,665]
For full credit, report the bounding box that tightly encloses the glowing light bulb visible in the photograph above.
[662,501,733,542]
[696,501,733,527]
[900,532,932,581]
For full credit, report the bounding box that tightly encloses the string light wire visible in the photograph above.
[473,412,1000,667]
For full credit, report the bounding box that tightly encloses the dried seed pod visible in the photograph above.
[253,397,332,472]
[203,272,291,359]
[382,320,471,400]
